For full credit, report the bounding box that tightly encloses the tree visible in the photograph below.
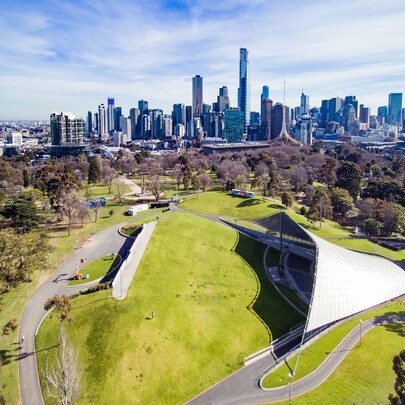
[281,192,293,208]
[61,191,81,236]
[306,189,333,226]
[335,161,362,199]
[363,218,381,236]
[2,198,40,233]
[44,295,73,323]
[197,172,212,192]
[388,349,405,404]
[77,204,91,227]
[146,175,164,201]
[45,325,82,405]
[112,178,130,205]
[330,187,353,219]
[102,165,118,194]
[88,158,101,186]
[22,168,30,188]
[0,230,52,291]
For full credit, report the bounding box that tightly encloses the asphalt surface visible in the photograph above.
[18,221,132,405]
[18,204,405,405]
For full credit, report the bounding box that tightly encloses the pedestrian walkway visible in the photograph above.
[112,220,157,300]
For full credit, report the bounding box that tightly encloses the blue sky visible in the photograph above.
[1,0,405,120]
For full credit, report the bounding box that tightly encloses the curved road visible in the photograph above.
[18,221,133,405]
[18,205,405,405]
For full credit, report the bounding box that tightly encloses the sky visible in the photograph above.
[1,0,405,121]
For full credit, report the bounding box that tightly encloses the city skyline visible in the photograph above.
[1,0,405,120]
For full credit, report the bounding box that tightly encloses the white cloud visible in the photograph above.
[0,0,404,119]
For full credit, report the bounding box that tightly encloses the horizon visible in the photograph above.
[1,0,405,121]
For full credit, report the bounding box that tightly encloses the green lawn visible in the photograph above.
[67,254,120,286]
[266,324,404,404]
[261,299,403,390]
[36,212,303,404]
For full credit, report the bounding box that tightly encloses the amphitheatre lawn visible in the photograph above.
[36,212,303,404]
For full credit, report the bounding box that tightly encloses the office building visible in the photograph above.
[271,103,290,139]
[192,75,203,119]
[217,86,230,112]
[328,97,343,122]
[388,93,403,125]
[344,96,358,118]
[300,92,310,115]
[86,111,93,134]
[129,108,140,140]
[223,107,244,142]
[114,107,122,131]
[261,85,269,101]
[238,48,250,130]
[138,99,149,115]
[50,112,85,145]
[359,104,370,128]
[173,103,186,126]
[98,104,107,138]
[107,97,115,133]
[261,98,272,141]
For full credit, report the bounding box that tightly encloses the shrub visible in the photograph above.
[109,209,114,216]
[300,206,307,215]
[2,318,19,335]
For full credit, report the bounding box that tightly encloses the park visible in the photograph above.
[29,190,405,404]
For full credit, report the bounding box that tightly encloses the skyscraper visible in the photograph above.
[87,111,92,134]
[173,103,186,127]
[98,104,107,138]
[388,93,403,125]
[261,99,273,141]
[107,97,115,133]
[328,97,343,122]
[192,75,203,119]
[138,99,149,115]
[114,107,122,131]
[238,48,250,131]
[300,92,310,115]
[270,103,290,139]
[261,85,269,101]
[130,108,140,140]
[217,86,230,112]
[223,108,244,142]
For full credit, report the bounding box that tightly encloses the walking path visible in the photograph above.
[112,221,157,299]
[18,205,405,405]
[18,220,137,405]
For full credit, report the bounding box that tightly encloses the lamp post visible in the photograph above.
[359,319,363,347]
[288,372,294,405]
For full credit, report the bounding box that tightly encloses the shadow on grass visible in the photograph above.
[233,233,305,343]
[236,198,266,208]
[374,311,405,338]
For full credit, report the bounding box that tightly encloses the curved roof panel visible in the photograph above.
[305,231,405,332]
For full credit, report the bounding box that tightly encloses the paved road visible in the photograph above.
[18,221,132,405]
[187,315,405,404]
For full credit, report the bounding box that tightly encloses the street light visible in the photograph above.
[288,372,294,405]
[359,319,363,347]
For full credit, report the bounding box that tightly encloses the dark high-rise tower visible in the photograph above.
[138,99,149,115]
[192,75,203,119]
[238,48,250,131]
[388,93,403,125]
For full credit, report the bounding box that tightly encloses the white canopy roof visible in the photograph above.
[305,231,405,333]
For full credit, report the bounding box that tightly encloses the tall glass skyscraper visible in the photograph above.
[238,48,250,131]
[192,75,203,119]
[388,93,403,125]
[107,97,115,133]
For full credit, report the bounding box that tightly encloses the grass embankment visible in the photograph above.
[262,299,403,389]
[0,185,149,403]
[36,212,304,404]
[67,254,120,286]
